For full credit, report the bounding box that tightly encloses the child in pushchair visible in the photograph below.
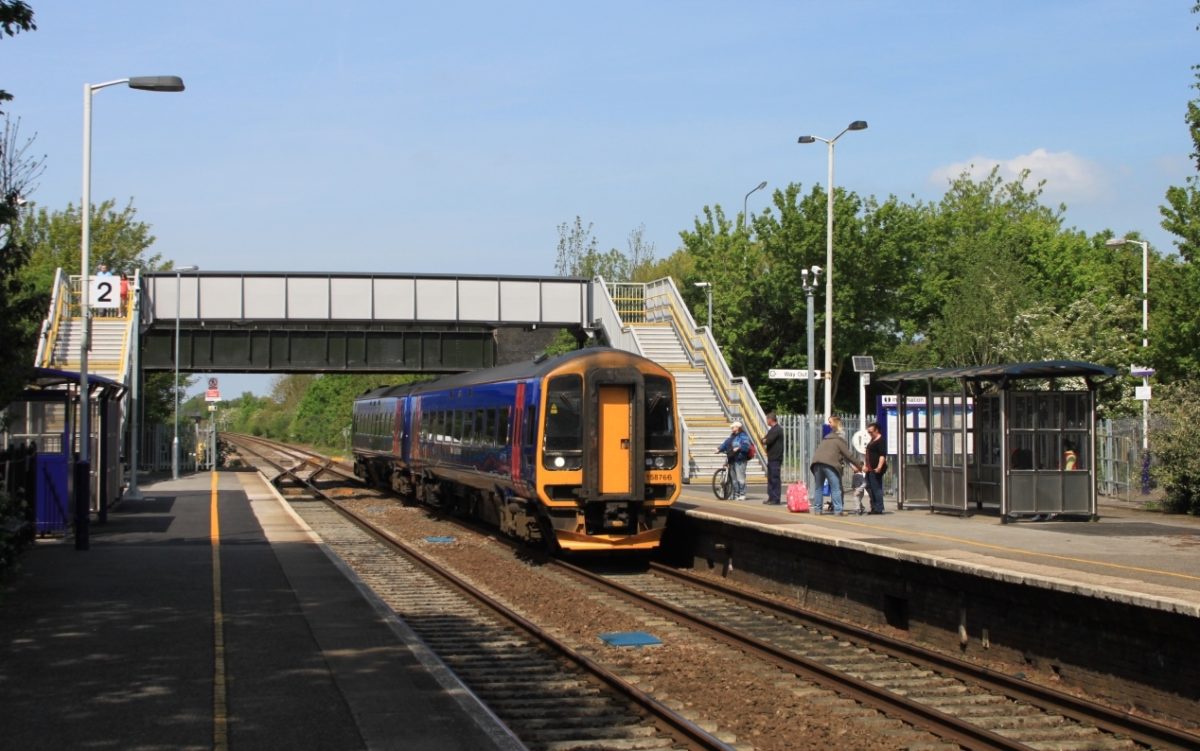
[850,470,867,516]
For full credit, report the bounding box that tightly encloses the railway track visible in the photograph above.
[226,433,729,751]
[226,434,1200,750]
[556,562,1200,751]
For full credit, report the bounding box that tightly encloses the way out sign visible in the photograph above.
[769,368,817,379]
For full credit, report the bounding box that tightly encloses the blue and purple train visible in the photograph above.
[351,347,681,552]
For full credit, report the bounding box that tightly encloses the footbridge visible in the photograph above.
[138,271,595,372]
[35,269,766,484]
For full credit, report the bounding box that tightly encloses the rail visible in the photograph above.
[35,269,71,368]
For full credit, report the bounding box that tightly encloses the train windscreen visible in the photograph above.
[644,376,675,451]
[543,375,583,469]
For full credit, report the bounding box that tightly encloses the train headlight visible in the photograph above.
[645,458,654,468]
[553,455,566,468]
[654,456,665,468]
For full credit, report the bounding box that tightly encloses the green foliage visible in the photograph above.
[555,215,656,281]
[1150,380,1200,514]
[0,115,44,409]
[0,487,29,574]
[0,1,36,110]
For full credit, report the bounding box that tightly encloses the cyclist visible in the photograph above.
[716,421,753,501]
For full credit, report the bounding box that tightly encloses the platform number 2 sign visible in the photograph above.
[89,276,118,309]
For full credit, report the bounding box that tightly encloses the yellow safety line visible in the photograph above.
[836,517,1200,583]
[210,469,229,750]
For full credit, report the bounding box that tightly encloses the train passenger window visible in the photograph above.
[452,411,463,442]
[475,409,487,446]
[644,376,675,451]
[485,409,498,447]
[543,375,583,469]
[498,407,510,445]
[463,410,476,444]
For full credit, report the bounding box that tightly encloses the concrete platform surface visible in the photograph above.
[679,484,1200,617]
[0,471,524,751]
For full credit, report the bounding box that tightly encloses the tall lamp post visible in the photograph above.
[172,265,199,480]
[79,75,184,548]
[693,281,713,331]
[742,180,767,230]
[1105,236,1152,494]
[801,266,821,463]
[798,120,868,418]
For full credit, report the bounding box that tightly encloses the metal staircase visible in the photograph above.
[36,268,137,384]
[594,277,769,484]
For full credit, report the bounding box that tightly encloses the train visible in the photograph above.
[350,347,682,552]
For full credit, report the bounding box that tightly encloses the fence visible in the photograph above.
[775,413,895,499]
[1097,417,1154,502]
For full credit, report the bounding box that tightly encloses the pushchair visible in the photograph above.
[849,471,867,515]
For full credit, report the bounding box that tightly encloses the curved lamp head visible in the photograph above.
[129,76,185,92]
[797,135,816,144]
[847,120,868,131]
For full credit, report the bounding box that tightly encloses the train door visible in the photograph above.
[598,385,632,495]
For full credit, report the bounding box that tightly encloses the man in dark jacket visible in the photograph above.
[763,412,784,504]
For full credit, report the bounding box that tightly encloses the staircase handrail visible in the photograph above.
[640,278,770,462]
[114,269,139,384]
[591,276,643,355]
[35,268,71,367]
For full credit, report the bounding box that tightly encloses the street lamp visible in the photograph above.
[79,75,184,546]
[172,265,199,480]
[694,281,713,331]
[1105,236,1152,494]
[800,266,821,462]
[742,180,767,230]
[798,119,867,418]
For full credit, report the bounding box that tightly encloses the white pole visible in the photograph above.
[80,83,93,470]
[172,270,181,479]
[1141,240,1150,494]
[125,275,143,499]
[824,139,834,419]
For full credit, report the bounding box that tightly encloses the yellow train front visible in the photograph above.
[527,348,681,552]
[352,348,682,553]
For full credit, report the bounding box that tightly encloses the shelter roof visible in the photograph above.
[876,360,1118,384]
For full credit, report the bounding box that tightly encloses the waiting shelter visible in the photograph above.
[875,361,1117,522]
[0,367,125,533]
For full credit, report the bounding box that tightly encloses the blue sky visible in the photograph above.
[5,1,1196,397]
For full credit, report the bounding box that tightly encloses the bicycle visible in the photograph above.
[711,458,734,500]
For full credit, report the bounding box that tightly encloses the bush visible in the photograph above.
[1150,381,1200,515]
[0,488,30,574]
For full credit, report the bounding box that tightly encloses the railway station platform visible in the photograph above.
[0,470,523,751]
[669,485,1200,726]
[675,486,1200,613]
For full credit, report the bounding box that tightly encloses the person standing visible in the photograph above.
[763,412,783,505]
[717,421,752,501]
[809,416,861,515]
[863,422,887,514]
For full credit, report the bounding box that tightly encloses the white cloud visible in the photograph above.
[929,148,1109,204]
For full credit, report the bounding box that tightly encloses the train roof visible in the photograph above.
[355,347,662,400]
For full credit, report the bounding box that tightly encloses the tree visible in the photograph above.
[0,115,44,408]
[0,1,36,111]
[1160,4,1200,262]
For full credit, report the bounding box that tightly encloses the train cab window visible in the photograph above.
[543,375,583,470]
[644,376,675,452]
